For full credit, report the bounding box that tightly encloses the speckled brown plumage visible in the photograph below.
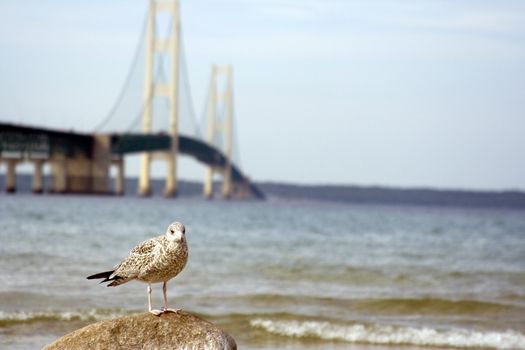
[87,222,188,314]
[107,234,188,286]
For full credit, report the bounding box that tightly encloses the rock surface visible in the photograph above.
[43,311,237,350]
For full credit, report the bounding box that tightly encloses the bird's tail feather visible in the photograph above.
[87,270,114,280]
[107,278,128,287]
[87,270,126,286]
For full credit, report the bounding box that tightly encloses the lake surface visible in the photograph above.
[1,194,524,349]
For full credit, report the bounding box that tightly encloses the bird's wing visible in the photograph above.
[112,236,162,279]
[130,236,161,256]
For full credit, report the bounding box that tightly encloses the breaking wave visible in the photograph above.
[0,309,131,327]
[234,294,523,316]
[250,318,525,349]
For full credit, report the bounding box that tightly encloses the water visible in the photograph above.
[0,195,524,350]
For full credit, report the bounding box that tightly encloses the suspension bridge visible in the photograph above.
[0,0,264,199]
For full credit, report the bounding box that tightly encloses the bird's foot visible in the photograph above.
[161,307,181,314]
[149,309,163,316]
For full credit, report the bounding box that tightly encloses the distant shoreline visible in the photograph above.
[1,174,525,209]
[258,181,525,209]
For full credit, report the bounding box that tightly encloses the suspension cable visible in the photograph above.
[180,28,201,137]
[94,14,147,132]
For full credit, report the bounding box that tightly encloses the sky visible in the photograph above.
[0,0,524,190]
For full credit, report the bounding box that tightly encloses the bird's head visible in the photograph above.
[166,222,186,242]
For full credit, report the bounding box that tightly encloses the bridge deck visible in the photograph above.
[0,123,264,199]
[0,123,92,158]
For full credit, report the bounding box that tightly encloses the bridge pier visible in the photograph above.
[203,166,214,199]
[139,150,178,197]
[164,149,178,197]
[5,159,17,193]
[138,153,151,196]
[46,135,112,194]
[66,155,92,192]
[91,135,111,194]
[221,166,232,199]
[113,157,125,196]
[32,159,44,194]
[203,166,234,199]
[51,158,67,193]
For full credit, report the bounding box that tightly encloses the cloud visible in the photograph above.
[0,1,144,51]
[389,10,525,36]
[206,0,525,38]
[182,0,525,64]
[205,0,346,21]
[187,24,525,63]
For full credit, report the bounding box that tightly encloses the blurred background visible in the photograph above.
[1,0,524,189]
[1,1,525,350]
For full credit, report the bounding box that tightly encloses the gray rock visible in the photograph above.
[43,311,237,350]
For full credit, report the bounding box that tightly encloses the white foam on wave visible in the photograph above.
[0,309,129,324]
[250,319,525,349]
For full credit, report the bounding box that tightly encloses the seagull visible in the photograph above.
[87,222,188,315]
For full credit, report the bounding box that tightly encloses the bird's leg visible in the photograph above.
[161,281,180,314]
[162,281,168,310]
[147,284,152,311]
[148,283,162,316]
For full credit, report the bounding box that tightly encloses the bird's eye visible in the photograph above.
[170,229,174,234]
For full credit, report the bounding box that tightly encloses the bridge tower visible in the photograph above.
[138,0,180,197]
[203,65,234,199]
